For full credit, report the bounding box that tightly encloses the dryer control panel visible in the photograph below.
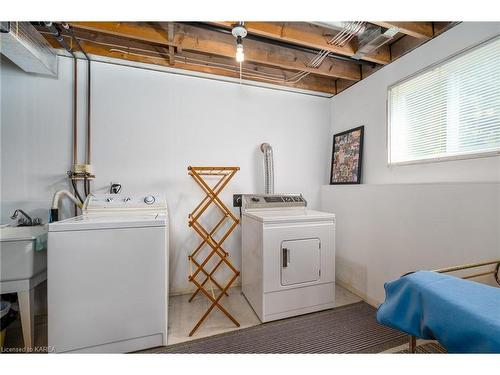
[242,194,307,209]
[83,193,167,213]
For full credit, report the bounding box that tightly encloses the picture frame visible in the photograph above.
[330,126,364,184]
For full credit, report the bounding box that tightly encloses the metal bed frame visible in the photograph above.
[404,259,500,353]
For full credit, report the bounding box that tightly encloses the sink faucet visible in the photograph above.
[10,209,36,226]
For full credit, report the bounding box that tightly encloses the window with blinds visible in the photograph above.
[388,36,500,165]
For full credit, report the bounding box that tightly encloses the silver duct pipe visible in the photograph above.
[260,143,274,195]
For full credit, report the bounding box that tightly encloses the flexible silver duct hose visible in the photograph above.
[260,143,274,195]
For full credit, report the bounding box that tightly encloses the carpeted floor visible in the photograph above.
[397,342,447,354]
[140,302,408,354]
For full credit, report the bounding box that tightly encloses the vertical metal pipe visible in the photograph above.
[64,23,92,198]
[73,57,79,215]
[73,57,78,165]
[86,59,91,165]
[62,23,90,165]
[85,60,91,199]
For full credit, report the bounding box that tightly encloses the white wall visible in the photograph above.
[321,183,500,306]
[330,22,500,184]
[1,56,331,295]
[323,22,500,305]
[3,22,498,307]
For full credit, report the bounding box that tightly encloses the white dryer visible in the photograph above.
[48,193,168,353]
[241,194,335,322]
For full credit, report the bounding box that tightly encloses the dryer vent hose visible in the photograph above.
[260,143,274,195]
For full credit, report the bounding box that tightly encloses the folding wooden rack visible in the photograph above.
[187,166,241,336]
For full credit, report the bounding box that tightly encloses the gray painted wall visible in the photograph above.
[323,22,500,305]
[1,56,331,295]
[321,183,500,305]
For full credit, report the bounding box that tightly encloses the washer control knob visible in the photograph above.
[144,195,155,205]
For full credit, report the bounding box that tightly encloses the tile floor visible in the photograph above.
[169,284,362,344]
[2,284,362,351]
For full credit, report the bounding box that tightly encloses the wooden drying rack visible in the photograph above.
[187,166,241,336]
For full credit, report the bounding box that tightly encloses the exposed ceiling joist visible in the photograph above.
[167,22,175,65]
[371,22,434,39]
[336,79,356,94]
[69,22,362,81]
[433,22,458,36]
[43,33,340,94]
[38,21,457,95]
[390,35,426,60]
[210,21,391,65]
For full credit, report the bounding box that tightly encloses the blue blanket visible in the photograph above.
[376,271,500,353]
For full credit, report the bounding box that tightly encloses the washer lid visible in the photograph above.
[48,213,167,232]
[243,209,335,224]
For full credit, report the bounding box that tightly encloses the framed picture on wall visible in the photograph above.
[330,126,364,184]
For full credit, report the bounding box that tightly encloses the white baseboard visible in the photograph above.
[335,279,382,308]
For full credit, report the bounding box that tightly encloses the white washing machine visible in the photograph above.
[48,193,168,353]
[241,194,335,322]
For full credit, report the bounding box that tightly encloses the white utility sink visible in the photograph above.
[0,225,48,282]
[1,224,48,350]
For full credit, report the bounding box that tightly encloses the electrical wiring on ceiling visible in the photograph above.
[286,21,366,84]
[40,23,366,88]
[109,47,286,80]
[327,21,366,47]
[39,30,291,84]
[110,47,295,84]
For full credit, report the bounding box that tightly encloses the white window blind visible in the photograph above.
[388,37,500,164]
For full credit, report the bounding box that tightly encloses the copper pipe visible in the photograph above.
[63,25,91,165]
[86,60,91,165]
[73,57,78,166]
[72,55,78,214]
[65,24,92,198]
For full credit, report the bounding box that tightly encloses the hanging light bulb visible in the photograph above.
[231,23,247,63]
[236,37,244,62]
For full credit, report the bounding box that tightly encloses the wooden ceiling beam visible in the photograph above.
[69,22,171,45]
[370,22,434,39]
[68,22,361,81]
[433,22,456,36]
[176,23,360,81]
[43,34,337,94]
[335,79,356,94]
[210,21,391,65]
[167,22,175,65]
[41,22,457,95]
[390,35,426,61]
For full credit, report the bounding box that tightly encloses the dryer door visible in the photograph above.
[281,238,321,286]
